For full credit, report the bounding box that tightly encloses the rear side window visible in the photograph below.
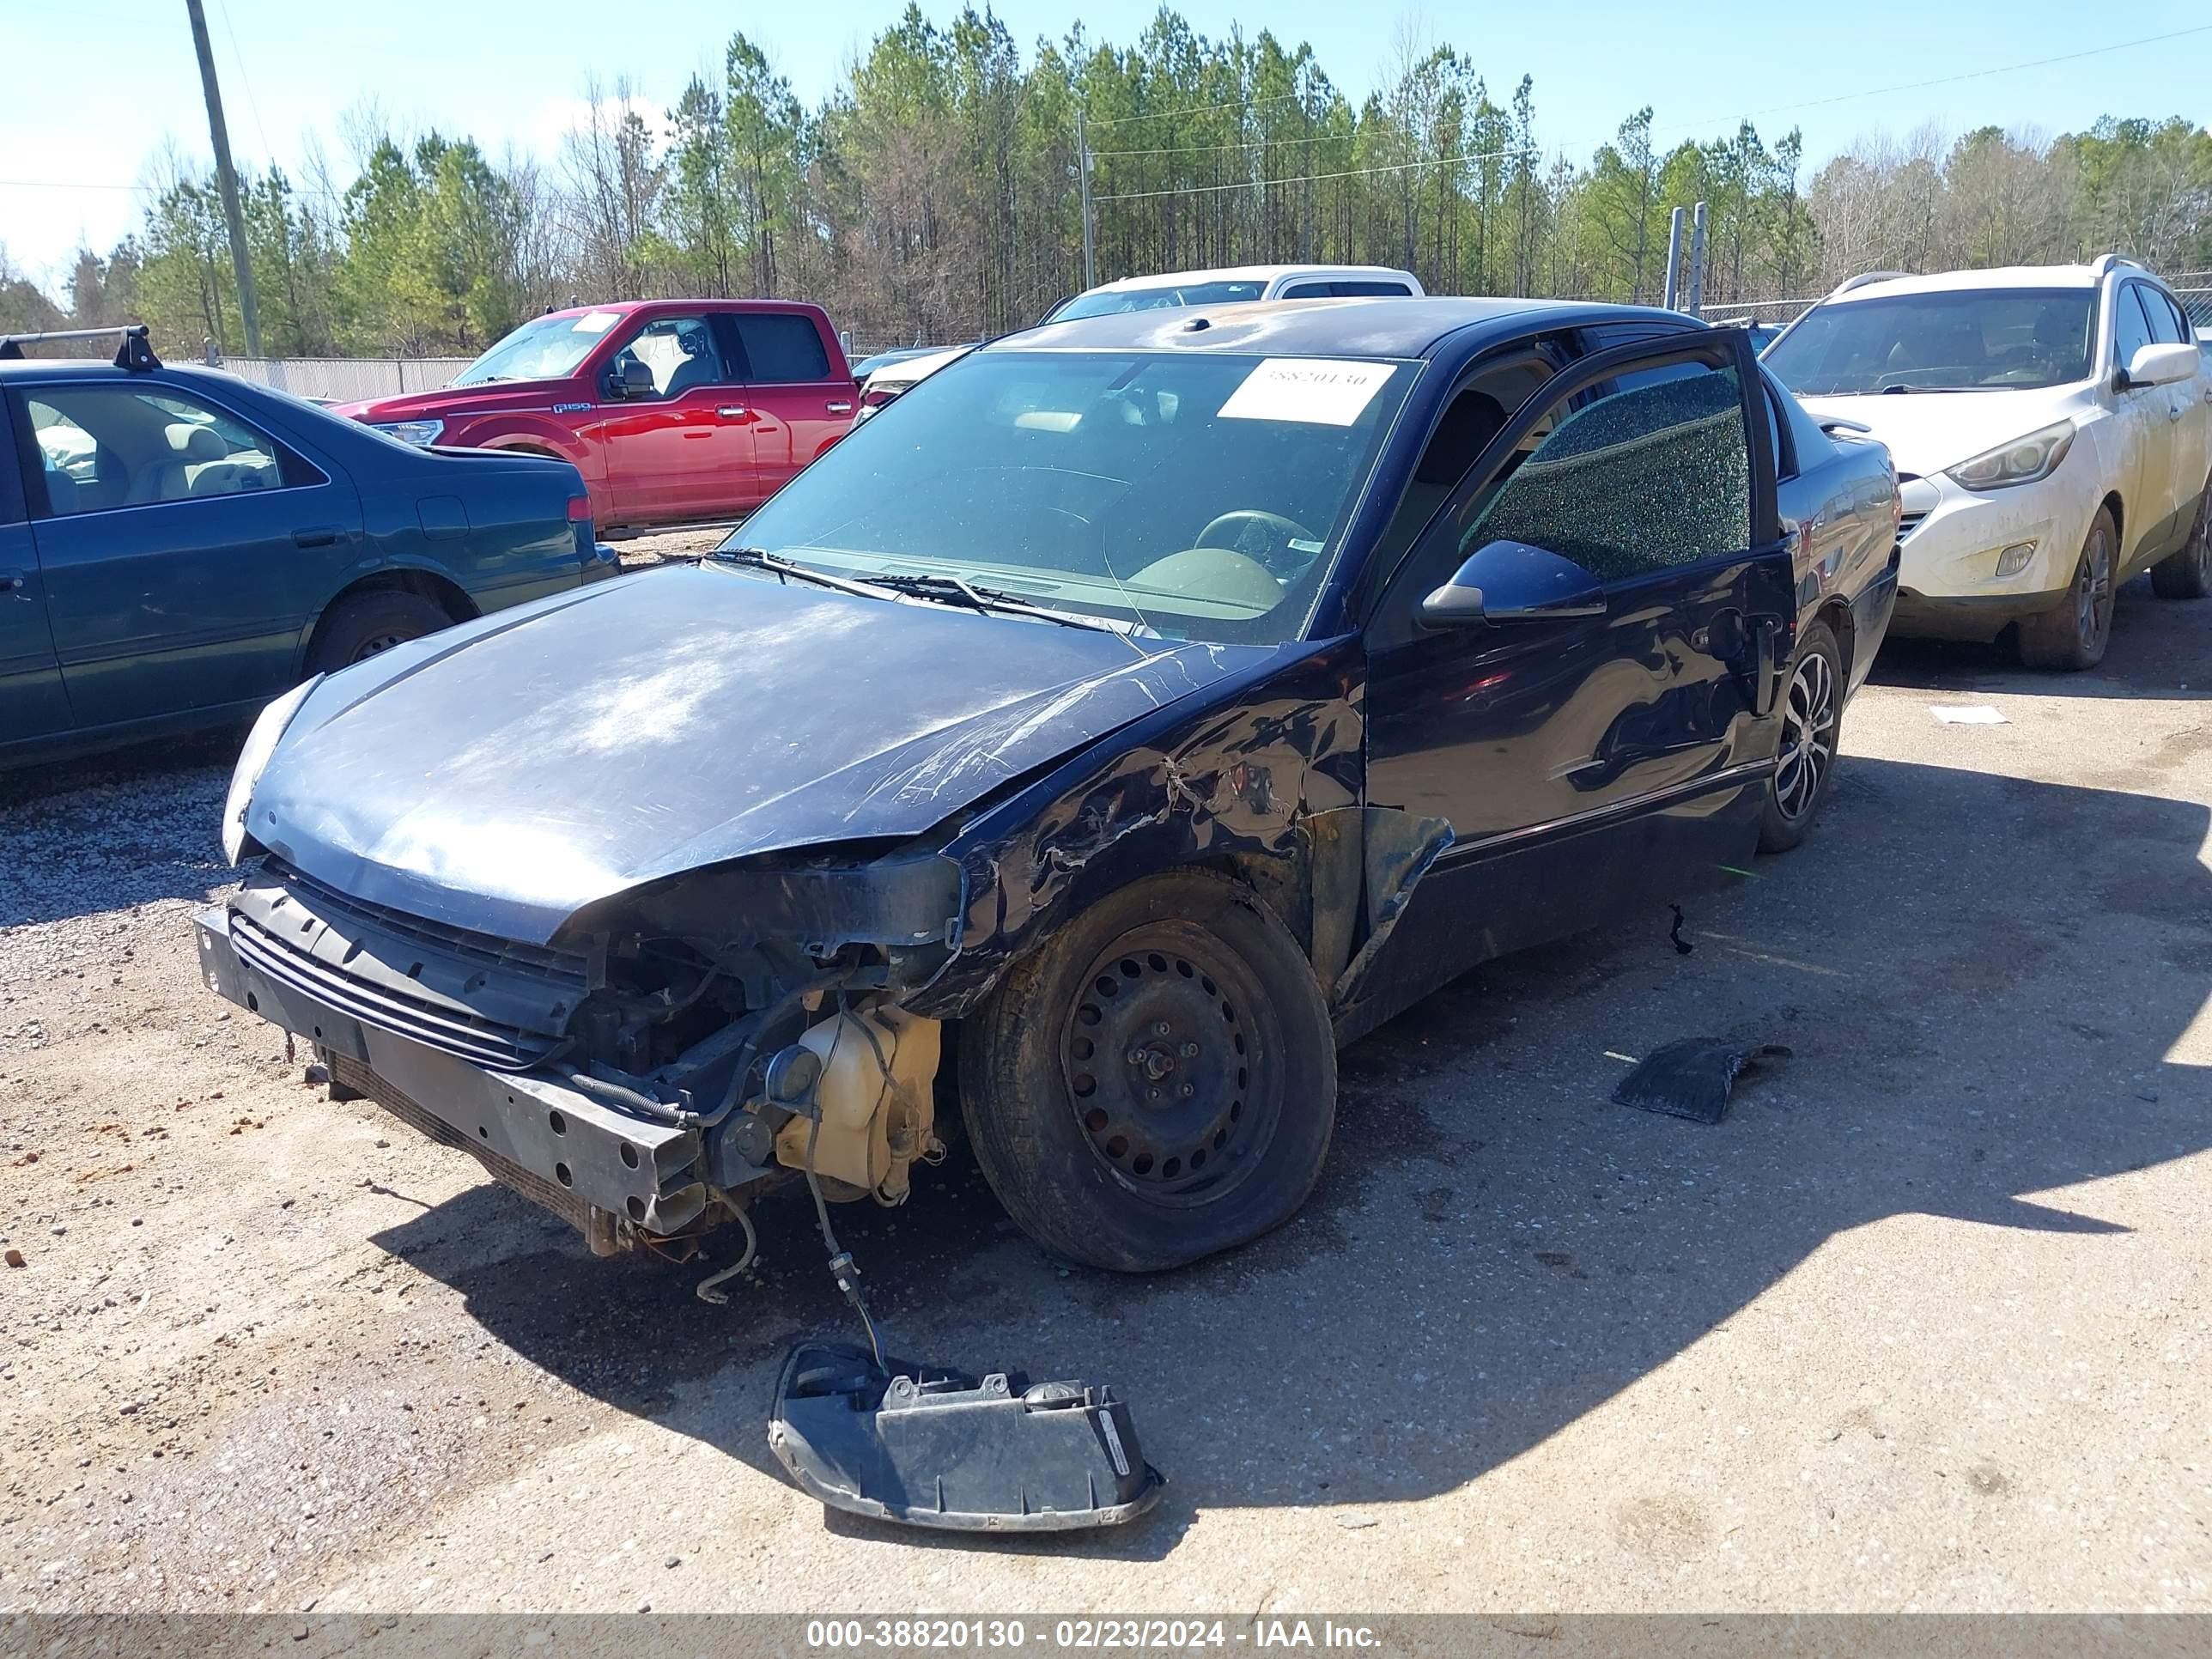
[1279,280,1414,299]
[17,385,294,518]
[729,313,832,383]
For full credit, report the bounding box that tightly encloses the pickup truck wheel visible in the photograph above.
[2151,474,2211,600]
[958,869,1335,1273]
[1757,617,1842,854]
[2018,506,2117,671]
[307,591,452,673]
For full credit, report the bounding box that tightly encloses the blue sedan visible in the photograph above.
[1,327,618,767]
[193,296,1899,1277]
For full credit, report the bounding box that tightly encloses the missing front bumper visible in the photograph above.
[194,905,709,1240]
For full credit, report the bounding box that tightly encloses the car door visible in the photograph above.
[13,379,362,731]
[597,313,757,524]
[1359,329,1789,1010]
[0,393,73,749]
[2143,285,2209,543]
[717,310,855,500]
[2108,283,2176,562]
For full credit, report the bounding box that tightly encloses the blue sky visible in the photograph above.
[5,0,2207,294]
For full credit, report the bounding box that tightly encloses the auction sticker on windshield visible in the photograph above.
[573,310,623,334]
[1218,358,1395,426]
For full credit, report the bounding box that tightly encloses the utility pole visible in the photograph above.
[1686,200,1709,319]
[185,0,261,356]
[1076,108,1097,293]
[1662,206,1685,312]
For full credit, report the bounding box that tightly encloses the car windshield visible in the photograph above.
[451,310,626,386]
[1765,289,2095,394]
[1051,280,1269,321]
[720,349,1417,645]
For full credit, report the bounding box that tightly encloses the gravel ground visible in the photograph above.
[2,578,2208,1617]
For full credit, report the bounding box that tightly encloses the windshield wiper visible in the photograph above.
[861,571,1145,641]
[710,544,902,602]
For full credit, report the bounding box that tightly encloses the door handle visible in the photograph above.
[0,570,27,599]
[827,400,854,414]
[717,405,750,420]
[291,526,343,548]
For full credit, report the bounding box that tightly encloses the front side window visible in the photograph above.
[728,313,831,383]
[610,316,730,398]
[21,386,287,518]
[1764,289,2095,394]
[452,310,624,386]
[2112,286,2156,370]
[721,349,1418,644]
[1462,363,1752,582]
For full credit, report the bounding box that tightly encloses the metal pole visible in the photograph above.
[1686,201,1709,319]
[1662,207,1685,312]
[185,0,260,357]
[1076,107,1097,293]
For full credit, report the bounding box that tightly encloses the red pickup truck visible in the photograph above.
[336,300,857,532]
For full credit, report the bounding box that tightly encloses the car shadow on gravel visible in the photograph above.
[368,750,2212,1550]
[0,731,240,927]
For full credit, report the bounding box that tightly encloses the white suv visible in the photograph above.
[1765,258,2210,669]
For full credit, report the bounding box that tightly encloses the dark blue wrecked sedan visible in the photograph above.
[196,297,1899,1273]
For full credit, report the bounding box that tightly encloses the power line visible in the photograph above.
[1093,125,1353,161]
[215,0,271,162]
[1092,145,1539,204]
[1085,88,1310,129]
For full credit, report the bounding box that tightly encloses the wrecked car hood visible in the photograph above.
[248,566,1267,943]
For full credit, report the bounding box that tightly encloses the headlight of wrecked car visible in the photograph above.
[1946,420,2075,492]
[222,675,321,866]
[372,419,445,447]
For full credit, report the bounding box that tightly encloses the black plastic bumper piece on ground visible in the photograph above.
[1612,1037,1791,1124]
[768,1341,1164,1533]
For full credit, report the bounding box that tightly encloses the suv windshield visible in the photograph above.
[1050,280,1269,321]
[720,349,1416,644]
[1765,289,2095,395]
[452,310,626,386]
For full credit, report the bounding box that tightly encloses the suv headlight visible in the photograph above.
[373,419,445,447]
[1946,420,2075,491]
[222,676,321,866]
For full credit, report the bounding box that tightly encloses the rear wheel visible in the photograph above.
[958,869,1335,1273]
[2018,507,2117,671]
[2151,472,2211,600]
[1758,617,1842,854]
[307,590,453,673]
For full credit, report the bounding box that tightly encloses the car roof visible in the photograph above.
[990,295,1690,361]
[1827,265,2108,302]
[1083,264,1417,294]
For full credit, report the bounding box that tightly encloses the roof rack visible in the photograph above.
[1829,271,1908,298]
[0,324,161,371]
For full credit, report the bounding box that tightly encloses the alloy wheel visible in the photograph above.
[2075,527,2113,656]
[1773,647,1838,823]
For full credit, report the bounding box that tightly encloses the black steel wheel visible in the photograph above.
[960,869,1335,1272]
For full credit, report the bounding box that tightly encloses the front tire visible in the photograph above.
[1758,617,1842,854]
[958,869,1336,1273]
[2151,473,2211,600]
[2018,507,2117,671]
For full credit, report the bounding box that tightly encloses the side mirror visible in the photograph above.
[1418,538,1607,629]
[607,358,655,400]
[2124,341,2201,390]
